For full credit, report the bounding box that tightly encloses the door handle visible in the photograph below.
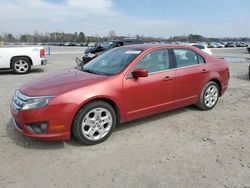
[202,69,208,73]
[163,76,172,81]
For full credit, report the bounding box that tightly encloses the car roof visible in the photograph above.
[121,44,198,51]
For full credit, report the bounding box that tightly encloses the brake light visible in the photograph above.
[40,49,45,58]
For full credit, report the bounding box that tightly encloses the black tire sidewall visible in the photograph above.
[73,101,116,145]
[12,58,31,74]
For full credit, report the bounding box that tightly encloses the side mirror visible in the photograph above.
[132,68,148,78]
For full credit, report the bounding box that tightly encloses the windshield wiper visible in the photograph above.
[83,68,96,74]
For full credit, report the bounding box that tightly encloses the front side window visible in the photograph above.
[173,49,205,68]
[133,49,170,74]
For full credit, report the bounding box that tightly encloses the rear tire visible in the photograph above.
[11,57,31,74]
[196,81,220,111]
[72,101,116,145]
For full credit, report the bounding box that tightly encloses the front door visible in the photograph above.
[123,49,175,120]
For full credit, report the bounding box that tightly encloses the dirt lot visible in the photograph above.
[0,47,250,188]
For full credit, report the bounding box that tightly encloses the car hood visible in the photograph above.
[20,69,108,96]
[85,47,101,54]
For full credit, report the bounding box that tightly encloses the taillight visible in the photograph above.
[40,49,45,58]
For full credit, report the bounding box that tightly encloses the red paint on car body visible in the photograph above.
[10,44,229,141]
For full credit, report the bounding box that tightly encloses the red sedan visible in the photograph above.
[10,44,229,145]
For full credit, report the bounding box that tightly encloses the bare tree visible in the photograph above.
[108,30,116,40]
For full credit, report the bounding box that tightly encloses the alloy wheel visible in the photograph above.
[14,60,29,73]
[81,108,113,141]
[204,85,219,108]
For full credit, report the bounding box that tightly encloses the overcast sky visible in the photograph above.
[0,0,249,38]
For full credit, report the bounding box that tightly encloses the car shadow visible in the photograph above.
[115,105,199,132]
[235,73,250,81]
[6,105,200,149]
[0,68,45,75]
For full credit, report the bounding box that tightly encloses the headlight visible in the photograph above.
[22,97,53,110]
[12,90,54,111]
[87,53,97,58]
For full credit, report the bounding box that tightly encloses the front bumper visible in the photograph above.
[10,105,71,141]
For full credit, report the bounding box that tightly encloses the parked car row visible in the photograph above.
[207,42,248,48]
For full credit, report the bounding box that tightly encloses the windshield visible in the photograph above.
[82,48,141,76]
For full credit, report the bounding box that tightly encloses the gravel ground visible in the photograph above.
[0,48,250,188]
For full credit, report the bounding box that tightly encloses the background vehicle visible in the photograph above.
[246,46,250,53]
[208,42,219,48]
[189,43,213,55]
[235,42,248,47]
[82,38,143,63]
[208,42,224,48]
[249,65,250,78]
[11,44,229,145]
[225,42,236,48]
[0,46,46,74]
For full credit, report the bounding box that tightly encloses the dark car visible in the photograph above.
[225,42,236,48]
[247,46,250,53]
[249,65,250,78]
[82,39,143,63]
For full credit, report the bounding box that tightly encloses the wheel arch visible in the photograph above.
[10,56,33,66]
[71,97,121,131]
[209,78,222,96]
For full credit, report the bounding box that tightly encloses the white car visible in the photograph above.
[189,43,213,55]
[0,46,47,74]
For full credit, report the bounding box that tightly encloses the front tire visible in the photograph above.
[72,101,116,145]
[11,57,31,74]
[196,81,220,110]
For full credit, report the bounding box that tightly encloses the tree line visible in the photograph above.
[0,31,249,43]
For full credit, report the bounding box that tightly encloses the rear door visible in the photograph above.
[172,48,208,108]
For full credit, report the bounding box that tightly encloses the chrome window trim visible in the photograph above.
[126,63,205,78]
[147,63,205,75]
[126,48,206,79]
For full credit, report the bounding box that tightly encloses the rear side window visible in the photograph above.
[173,49,205,68]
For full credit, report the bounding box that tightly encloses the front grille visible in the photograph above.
[12,90,28,111]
